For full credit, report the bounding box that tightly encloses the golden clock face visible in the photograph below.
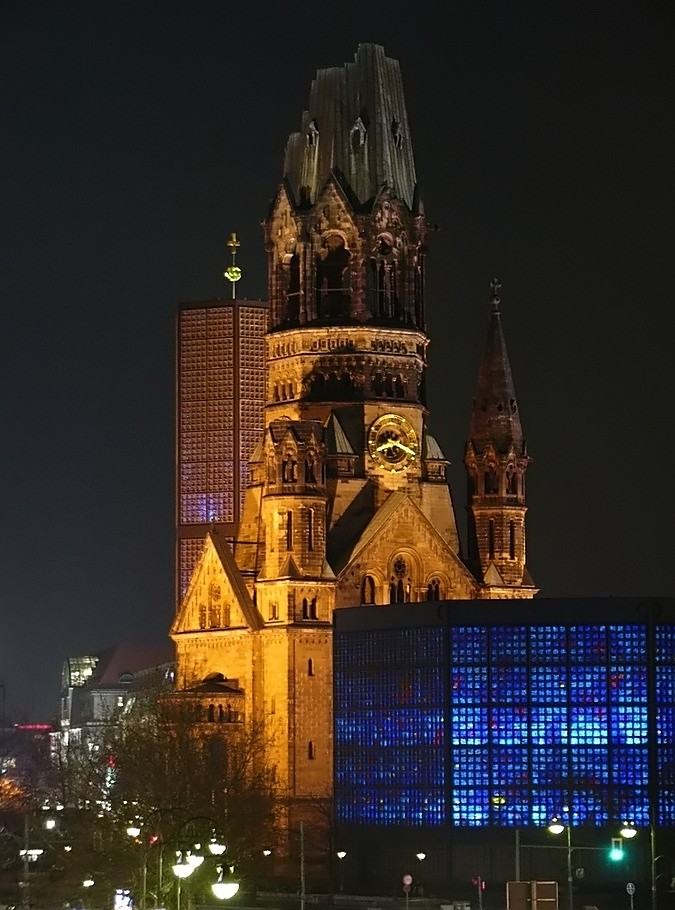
[367,414,418,472]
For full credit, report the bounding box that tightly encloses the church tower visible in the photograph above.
[171,46,536,838]
[464,279,535,595]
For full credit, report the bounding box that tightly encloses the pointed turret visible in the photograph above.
[464,280,535,592]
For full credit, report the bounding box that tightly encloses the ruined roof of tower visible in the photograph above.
[283,44,418,211]
[468,285,525,456]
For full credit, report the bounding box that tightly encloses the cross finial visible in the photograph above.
[489,277,501,310]
[224,232,242,299]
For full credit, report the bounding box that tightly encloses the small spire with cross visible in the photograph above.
[489,277,501,310]
[223,232,242,299]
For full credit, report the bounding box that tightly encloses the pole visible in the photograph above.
[566,823,573,910]
[142,853,147,910]
[300,821,305,910]
[650,824,657,910]
[515,827,521,881]
[176,878,181,910]
[476,876,484,910]
[23,813,30,910]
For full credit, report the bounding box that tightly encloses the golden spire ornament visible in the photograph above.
[223,232,242,299]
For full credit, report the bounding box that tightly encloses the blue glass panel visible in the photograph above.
[609,624,646,662]
[452,788,490,826]
[491,789,530,826]
[453,747,490,786]
[451,707,488,745]
[531,790,569,826]
[610,706,648,745]
[657,706,675,746]
[531,665,567,703]
[658,748,675,786]
[492,747,529,786]
[531,747,568,785]
[569,625,608,663]
[530,626,567,663]
[451,626,488,665]
[609,666,647,703]
[570,747,609,785]
[612,746,649,785]
[656,665,675,704]
[659,790,675,825]
[491,707,529,745]
[452,666,488,704]
[569,707,608,745]
[335,788,444,825]
[613,789,650,826]
[491,666,529,702]
[569,666,607,704]
[572,789,609,824]
[656,625,675,664]
[531,706,569,744]
[490,626,528,664]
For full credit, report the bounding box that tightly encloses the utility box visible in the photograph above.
[507,880,559,909]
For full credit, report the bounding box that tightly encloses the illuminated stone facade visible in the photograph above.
[171,45,536,824]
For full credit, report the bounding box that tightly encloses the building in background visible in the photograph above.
[55,641,174,751]
[175,299,267,604]
[171,44,536,838]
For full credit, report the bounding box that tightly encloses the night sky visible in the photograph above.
[1,1,673,722]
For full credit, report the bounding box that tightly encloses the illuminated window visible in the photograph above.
[286,510,293,550]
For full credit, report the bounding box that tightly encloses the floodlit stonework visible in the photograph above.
[171,44,536,831]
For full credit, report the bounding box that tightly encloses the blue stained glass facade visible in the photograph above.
[334,607,675,829]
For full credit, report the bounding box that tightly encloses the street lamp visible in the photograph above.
[336,851,347,893]
[547,817,573,910]
[211,866,239,900]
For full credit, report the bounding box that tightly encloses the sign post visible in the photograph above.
[626,881,636,910]
[402,873,413,910]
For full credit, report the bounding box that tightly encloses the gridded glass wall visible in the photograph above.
[334,628,444,825]
[334,620,675,828]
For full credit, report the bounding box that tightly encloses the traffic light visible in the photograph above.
[609,837,624,861]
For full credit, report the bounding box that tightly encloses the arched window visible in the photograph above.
[484,471,499,495]
[373,372,384,396]
[286,510,293,550]
[509,521,516,560]
[507,471,518,495]
[302,597,309,619]
[305,455,317,484]
[207,704,215,723]
[489,519,495,560]
[395,375,405,398]
[310,596,318,619]
[361,575,376,604]
[316,235,351,318]
[308,658,315,677]
[426,579,441,601]
[308,741,316,760]
[307,508,314,550]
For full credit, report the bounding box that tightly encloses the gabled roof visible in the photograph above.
[268,419,324,448]
[209,529,263,631]
[423,432,447,461]
[84,642,174,687]
[325,412,355,455]
[337,491,479,590]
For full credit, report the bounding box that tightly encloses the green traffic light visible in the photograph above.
[609,838,624,861]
